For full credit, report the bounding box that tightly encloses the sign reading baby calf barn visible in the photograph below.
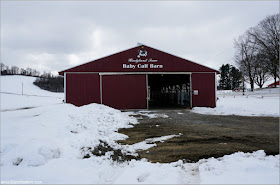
[123,49,163,69]
[59,44,219,110]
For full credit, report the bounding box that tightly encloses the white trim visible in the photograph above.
[100,75,103,104]
[58,43,219,74]
[215,72,217,106]
[191,72,217,74]
[64,71,215,75]
[190,73,192,108]
[58,45,140,73]
[142,43,220,73]
[99,72,192,75]
[64,72,67,103]
[66,72,100,74]
[146,74,149,110]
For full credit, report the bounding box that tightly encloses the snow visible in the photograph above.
[124,134,182,153]
[192,88,279,117]
[127,110,169,118]
[1,93,63,111]
[145,134,182,143]
[1,75,63,110]
[1,76,279,184]
[199,150,279,184]
[1,75,63,97]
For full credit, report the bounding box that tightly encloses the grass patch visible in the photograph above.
[117,110,279,163]
[81,140,140,162]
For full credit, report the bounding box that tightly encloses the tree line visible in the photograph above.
[1,63,40,77]
[33,73,64,92]
[1,63,64,92]
[234,13,279,90]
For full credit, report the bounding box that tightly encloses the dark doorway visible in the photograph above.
[148,74,191,109]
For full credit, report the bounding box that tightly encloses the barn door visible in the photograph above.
[191,73,216,108]
[66,73,100,106]
[101,74,147,109]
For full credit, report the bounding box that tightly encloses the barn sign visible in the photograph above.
[123,49,163,69]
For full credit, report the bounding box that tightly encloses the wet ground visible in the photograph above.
[118,109,279,163]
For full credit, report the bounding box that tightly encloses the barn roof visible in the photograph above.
[58,44,220,75]
[267,81,279,87]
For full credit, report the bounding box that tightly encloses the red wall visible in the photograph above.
[59,45,219,74]
[102,74,147,109]
[61,45,218,109]
[192,73,216,108]
[65,72,216,108]
[66,73,100,106]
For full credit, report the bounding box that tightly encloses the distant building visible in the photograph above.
[59,44,219,109]
[267,81,279,88]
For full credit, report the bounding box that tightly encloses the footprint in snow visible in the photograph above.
[137,172,150,182]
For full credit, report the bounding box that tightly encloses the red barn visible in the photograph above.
[59,44,219,109]
[267,81,279,88]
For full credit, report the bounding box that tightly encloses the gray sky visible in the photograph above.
[1,1,279,74]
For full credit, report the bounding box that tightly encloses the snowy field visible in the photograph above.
[192,88,279,117]
[1,76,279,184]
[1,75,63,111]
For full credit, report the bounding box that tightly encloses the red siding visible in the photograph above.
[192,73,216,108]
[66,73,100,106]
[268,81,279,87]
[102,74,147,109]
[60,45,219,109]
[59,45,219,74]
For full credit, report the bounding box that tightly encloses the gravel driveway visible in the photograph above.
[118,109,279,162]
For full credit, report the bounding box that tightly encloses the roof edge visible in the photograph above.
[58,44,143,75]
[58,43,220,75]
[141,43,220,74]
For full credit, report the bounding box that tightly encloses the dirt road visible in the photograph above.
[118,109,279,163]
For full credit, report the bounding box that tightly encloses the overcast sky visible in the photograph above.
[1,1,279,74]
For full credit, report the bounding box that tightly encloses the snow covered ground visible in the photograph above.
[192,88,279,117]
[1,76,279,184]
[1,75,63,111]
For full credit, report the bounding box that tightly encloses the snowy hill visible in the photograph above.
[1,75,63,111]
[1,75,61,96]
[1,75,279,184]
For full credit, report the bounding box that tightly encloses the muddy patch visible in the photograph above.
[81,140,140,162]
[118,110,279,163]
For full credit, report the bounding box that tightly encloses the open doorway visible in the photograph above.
[148,74,191,109]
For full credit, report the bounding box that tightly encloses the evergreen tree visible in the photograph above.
[219,64,231,90]
[230,66,242,89]
[219,64,242,90]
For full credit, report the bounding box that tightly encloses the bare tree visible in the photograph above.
[0,63,5,72]
[26,67,32,76]
[11,66,20,75]
[234,32,258,91]
[249,13,279,87]
[31,69,40,77]
[20,68,26,75]
[254,54,270,88]
[5,66,11,75]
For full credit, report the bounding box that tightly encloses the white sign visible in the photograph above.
[122,49,163,69]
[137,50,147,58]
[128,58,158,63]
[193,90,199,95]
[123,64,163,69]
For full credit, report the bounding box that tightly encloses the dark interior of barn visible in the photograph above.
[148,74,191,109]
